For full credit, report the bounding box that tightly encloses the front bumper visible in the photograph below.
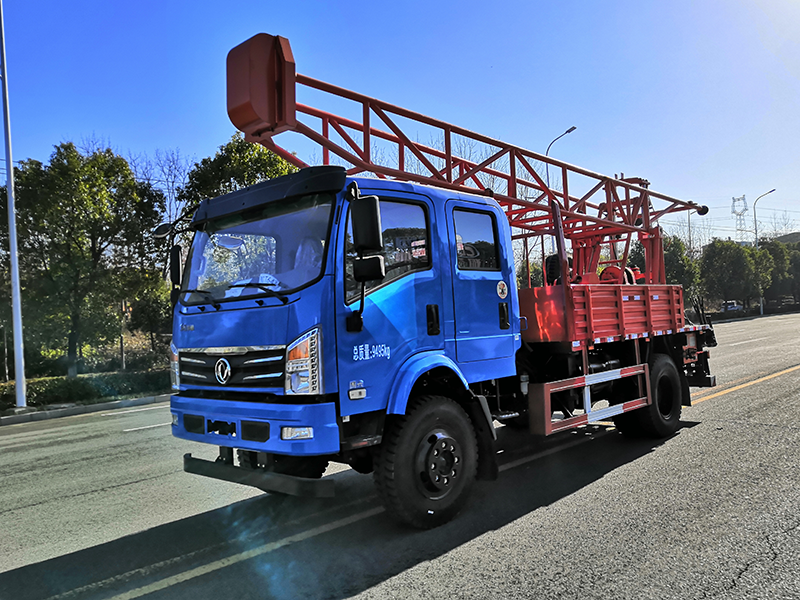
[184,453,334,497]
[170,395,340,456]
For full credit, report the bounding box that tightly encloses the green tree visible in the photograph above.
[761,240,791,300]
[128,274,172,351]
[516,259,543,288]
[628,241,645,273]
[699,239,773,307]
[746,245,774,306]
[628,236,698,292]
[177,133,298,209]
[789,243,800,303]
[666,236,699,293]
[700,239,751,304]
[0,143,165,377]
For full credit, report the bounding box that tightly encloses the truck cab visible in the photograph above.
[170,165,520,506]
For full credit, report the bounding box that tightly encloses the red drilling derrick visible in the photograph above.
[227,33,707,293]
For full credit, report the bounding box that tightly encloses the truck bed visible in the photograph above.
[519,283,686,345]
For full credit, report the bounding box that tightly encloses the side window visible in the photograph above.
[453,209,499,270]
[345,199,430,303]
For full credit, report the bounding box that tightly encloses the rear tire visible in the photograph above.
[373,395,478,529]
[612,354,682,438]
[636,354,683,437]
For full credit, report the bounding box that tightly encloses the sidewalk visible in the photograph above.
[0,393,172,427]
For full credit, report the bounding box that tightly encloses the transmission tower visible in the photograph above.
[731,195,748,243]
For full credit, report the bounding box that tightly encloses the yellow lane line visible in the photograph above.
[692,364,800,405]
[691,372,769,400]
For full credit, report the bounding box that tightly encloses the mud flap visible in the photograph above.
[464,395,498,481]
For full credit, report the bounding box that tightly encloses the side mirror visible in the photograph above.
[353,255,385,283]
[351,195,383,252]
[170,245,182,287]
[153,223,172,239]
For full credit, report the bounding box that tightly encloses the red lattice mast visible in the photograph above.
[226,33,707,285]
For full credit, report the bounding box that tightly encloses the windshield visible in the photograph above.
[181,193,334,304]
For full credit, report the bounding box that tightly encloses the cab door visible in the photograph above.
[335,191,444,416]
[447,201,516,366]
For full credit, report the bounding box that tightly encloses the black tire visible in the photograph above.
[637,354,683,437]
[373,395,478,529]
[610,377,641,437]
[611,408,639,437]
[612,354,682,438]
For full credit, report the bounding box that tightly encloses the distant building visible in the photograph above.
[775,231,800,244]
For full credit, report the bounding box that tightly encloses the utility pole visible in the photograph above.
[0,0,26,408]
[2,321,8,381]
[687,212,692,257]
[753,188,776,316]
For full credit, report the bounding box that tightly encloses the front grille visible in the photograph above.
[179,348,286,389]
[173,391,334,405]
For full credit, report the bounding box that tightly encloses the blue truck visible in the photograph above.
[164,34,717,529]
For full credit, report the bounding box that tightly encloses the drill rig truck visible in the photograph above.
[163,33,716,528]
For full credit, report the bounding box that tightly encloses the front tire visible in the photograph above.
[373,395,478,529]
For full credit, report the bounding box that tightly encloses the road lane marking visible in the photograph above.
[499,434,601,472]
[99,507,385,600]
[102,406,169,417]
[691,372,770,400]
[101,436,598,597]
[43,497,380,600]
[47,431,600,600]
[692,364,800,405]
[123,423,172,432]
[728,337,768,347]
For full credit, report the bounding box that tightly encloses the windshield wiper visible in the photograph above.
[226,283,290,305]
[182,288,222,310]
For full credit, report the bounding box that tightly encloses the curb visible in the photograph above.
[0,394,172,427]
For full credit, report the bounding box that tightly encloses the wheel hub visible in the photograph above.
[422,432,461,492]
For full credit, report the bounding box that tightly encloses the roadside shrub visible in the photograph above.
[0,370,169,412]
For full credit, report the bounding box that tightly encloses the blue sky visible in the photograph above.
[4,0,800,241]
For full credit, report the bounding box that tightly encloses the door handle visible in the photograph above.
[499,302,510,330]
[426,304,440,335]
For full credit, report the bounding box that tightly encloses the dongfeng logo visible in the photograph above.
[214,358,232,384]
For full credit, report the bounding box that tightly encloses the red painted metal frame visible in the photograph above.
[529,364,651,436]
[226,33,707,287]
[519,283,685,344]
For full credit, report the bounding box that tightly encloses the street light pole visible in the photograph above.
[545,126,577,189]
[0,0,26,408]
[544,126,576,256]
[753,188,776,250]
[753,188,776,316]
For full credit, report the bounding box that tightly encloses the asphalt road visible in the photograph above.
[0,313,798,599]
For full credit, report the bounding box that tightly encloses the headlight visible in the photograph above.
[285,328,322,395]
[170,342,180,391]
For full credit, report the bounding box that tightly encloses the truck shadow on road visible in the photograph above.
[0,422,699,600]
